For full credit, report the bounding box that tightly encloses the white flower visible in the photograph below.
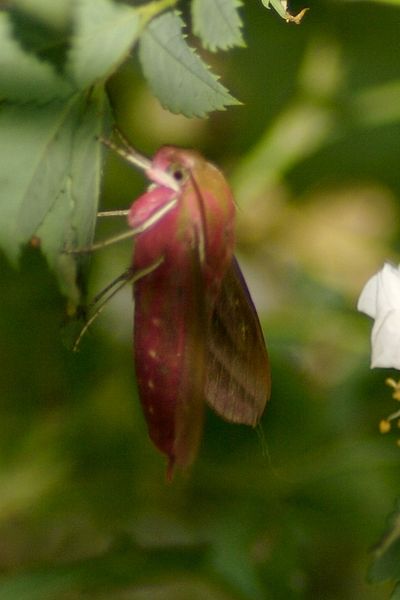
[357,263,400,369]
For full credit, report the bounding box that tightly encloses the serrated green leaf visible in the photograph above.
[192,0,245,52]
[0,11,73,101]
[261,0,287,18]
[0,91,104,303]
[67,0,143,89]
[369,500,400,583]
[139,11,240,117]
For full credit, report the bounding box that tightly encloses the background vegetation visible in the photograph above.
[1,0,400,598]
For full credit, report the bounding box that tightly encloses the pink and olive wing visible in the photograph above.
[133,245,207,479]
[172,251,207,476]
[205,257,271,426]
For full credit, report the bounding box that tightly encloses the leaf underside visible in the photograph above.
[138,11,240,118]
[191,0,245,52]
[0,0,141,303]
[0,92,103,303]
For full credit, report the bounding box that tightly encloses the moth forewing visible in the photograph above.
[205,257,271,426]
[170,248,207,476]
[132,201,208,476]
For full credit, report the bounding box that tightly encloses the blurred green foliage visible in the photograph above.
[1,0,400,598]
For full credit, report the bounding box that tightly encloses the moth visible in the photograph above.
[82,134,271,478]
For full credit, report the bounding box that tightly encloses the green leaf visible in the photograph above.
[0,99,76,261]
[260,0,308,23]
[191,0,245,52]
[261,0,287,19]
[369,500,400,584]
[67,0,143,89]
[37,91,104,303]
[0,11,73,102]
[139,11,240,117]
[0,91,104,304]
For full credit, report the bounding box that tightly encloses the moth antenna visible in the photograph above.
[100,130,180,191]
[113,127,134,150]
[99,133,152,172]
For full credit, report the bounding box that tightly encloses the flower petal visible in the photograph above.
[371,309,400,369]
[357,263,400,318]
[357,272,379,318]
[375,263,400,312]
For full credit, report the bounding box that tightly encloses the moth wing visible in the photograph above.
[205,257,271,426]
[134,242,207,479]
[172,247,207,475]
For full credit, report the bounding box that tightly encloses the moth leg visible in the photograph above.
[65,197,177,255]
[73,257,164,351]
[65,229,138,255]
[92,268,133,305]
[73,272,132,351]
[97,210,129,217]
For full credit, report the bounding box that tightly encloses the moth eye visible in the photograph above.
[168,163,187,182]
[172,168,184,181]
